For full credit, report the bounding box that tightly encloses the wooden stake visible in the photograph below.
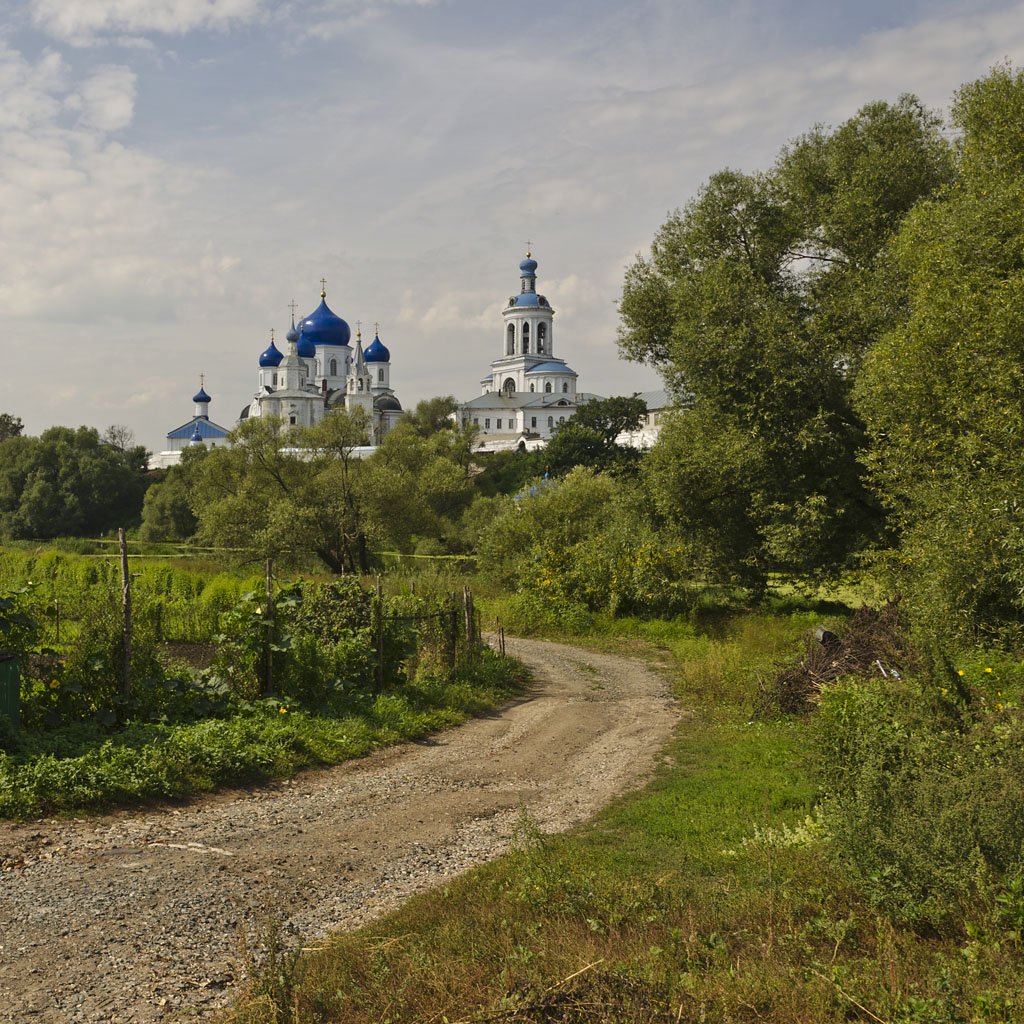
[119,528,131,699]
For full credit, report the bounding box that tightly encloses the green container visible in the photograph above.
[0,652,20,731]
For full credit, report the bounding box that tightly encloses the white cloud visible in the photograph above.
[29,0,267,45]
[71,64,137,132]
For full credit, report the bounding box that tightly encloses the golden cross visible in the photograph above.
[374,321,380,336]
[270,327,275,343]
[319,277,327,298]
[355,319,362,339]
[525,239,532,257]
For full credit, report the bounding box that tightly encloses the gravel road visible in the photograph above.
[0,636,677,1023]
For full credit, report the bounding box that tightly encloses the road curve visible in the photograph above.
[0,637,678,1023]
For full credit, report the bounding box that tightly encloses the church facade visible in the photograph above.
[242,284,403,440]
[458,253,602,450]
[151,284,403,468]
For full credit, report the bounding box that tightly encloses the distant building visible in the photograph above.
[150,283,404,469]
[458,253,603,451]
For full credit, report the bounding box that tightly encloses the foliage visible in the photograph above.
[0,425,152,539]
[621,97,953,586]
[855,65,1024,653]
[0,413,23,442]
[817,665,1024,926]
[541,394,647,477]
[138,446,206,542]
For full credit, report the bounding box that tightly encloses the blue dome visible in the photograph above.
[520,256,538,275]
[296,327,316,359]
[192,386,211,404]
[190,426,203,444]
[514,292,539,307]
[259,340,283,367]
[300,297,351,348]
[286,319,299,343]
[364,334,390,363]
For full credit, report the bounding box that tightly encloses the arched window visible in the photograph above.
[562,382,569,393]
[547,416,554,428]
[537,322,546,354]
[330,357,338,376]
[507,324,515,355]
[522,322,530,353]
[529,382,535,392]
[503,377,516,397]
[559,416,565,423]
[544,381,552,393]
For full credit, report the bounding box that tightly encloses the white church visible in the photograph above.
[458,252,603,450]
[151,251,670,469]
[151,283,403,467]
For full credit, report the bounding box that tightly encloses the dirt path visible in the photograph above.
[0,637,677,1023]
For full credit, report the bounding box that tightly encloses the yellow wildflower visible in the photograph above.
[279,707,288,715]
[985,667,993,674]
[48,679,59,689]
[957,670,965,677]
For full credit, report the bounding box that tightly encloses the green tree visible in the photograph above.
[0,414,23,442]
[854,65,1024,650]
[138,447,206,542]
[543,395,647,477]
[620,97,953,586]
[0,426,150,539]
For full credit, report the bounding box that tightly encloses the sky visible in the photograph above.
[2,0,1024,452]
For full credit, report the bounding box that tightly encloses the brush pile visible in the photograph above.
[758,601,912,715]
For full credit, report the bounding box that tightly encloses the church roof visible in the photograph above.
[463,391,604,411]
[364,333,390,362]
[167,417,230,441]
[300,295,351,348]
[525,361,577,376]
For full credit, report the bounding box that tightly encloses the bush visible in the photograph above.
[816,672,1024,925]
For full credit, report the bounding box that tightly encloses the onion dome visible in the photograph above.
[259,338,283,367]
[189,426,204,445]
[364,332,390,363]
[519,256,538,275]
[300,290,351,348]
[374,394,402,412]
[192,385,211,404]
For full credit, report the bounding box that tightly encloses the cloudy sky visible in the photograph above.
[2,0,1023,451]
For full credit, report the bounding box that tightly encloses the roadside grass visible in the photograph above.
[0,652,524,818]
[226,605,1024,1023]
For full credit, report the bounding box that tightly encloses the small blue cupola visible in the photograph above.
[259,336,283,367]
[193,377,212,418]
[515,249,541,306]
[364,331,390,363]
[189,425,204,446]
[300,282,351,348]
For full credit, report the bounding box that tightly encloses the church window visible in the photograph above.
[538,323,546,354]
[358,378,364,390]
[547,416,553,428]
[330,357,338,376]
[485,418,490,429]
[272,373,278,386]
[531,416,537,428]
[378,369,384,382]
[522,322,530,353]
[562,382,569,393]
[497,418,502,429]
[473,417,479,425]
[544,381,552,393]
[503,377,515,397]
[530,382,535,392]
[507,324,515,355]
[289,415,296,425]
[559,416,565,424]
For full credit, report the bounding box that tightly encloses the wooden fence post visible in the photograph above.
[264,558,274,696]
[119,528,131,699]
[54,598,60,645]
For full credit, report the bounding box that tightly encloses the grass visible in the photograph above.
[224,605,1024,1023]
[0,653,525,818]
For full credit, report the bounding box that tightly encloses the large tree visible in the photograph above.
[0,426,150,539]
[854,65,1024,650]
[621,97,953,586]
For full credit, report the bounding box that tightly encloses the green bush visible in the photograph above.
[816,673,1024,925]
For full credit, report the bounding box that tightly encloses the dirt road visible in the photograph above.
[0,637,677,1023]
